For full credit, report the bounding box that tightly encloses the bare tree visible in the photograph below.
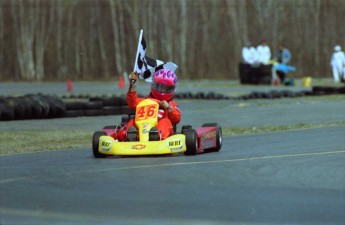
[11,0,36,80]
[95,1,110,78]
[178,0,187,75]
[109,0,124,75]
[313,0,321,69]
[55,0,65,79]
[2,0,345,81]
[34,2,55,81]
[0,2,4,75]
[226,0,247,73]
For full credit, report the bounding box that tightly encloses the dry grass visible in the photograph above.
[0,130,92,155]
[222,122,345,137]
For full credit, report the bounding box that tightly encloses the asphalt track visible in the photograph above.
[1,81,345,224]
[1,126,345,225]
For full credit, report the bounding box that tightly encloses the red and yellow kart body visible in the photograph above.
[92,99,222,157]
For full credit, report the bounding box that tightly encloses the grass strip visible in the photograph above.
[0,130,92,155]
[1,121,344,155]
[222,122,345,137]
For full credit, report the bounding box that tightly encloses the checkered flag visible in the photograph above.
[133,29,177,82]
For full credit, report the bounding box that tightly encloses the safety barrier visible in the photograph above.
[1,86,344,120]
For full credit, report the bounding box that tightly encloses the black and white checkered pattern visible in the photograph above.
[133,29,177,82]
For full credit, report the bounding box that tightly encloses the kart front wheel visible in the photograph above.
[92,131,107,158]
[184,129,198,155]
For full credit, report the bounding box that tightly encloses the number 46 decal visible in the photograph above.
[136,104,158,121]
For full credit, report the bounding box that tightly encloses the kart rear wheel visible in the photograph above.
[183,129,198,155]
[92,131,107,158]
[202,123,222,152]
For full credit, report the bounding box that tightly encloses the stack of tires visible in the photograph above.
[239,90,310,100]
[239,63,272,85]
[312,86,345,95]
[64,95,134,118]
[0,94,66,121]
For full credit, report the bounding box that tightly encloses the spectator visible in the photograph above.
[274,44,294,83]
[256,40,271,64]
[275,44,291,64]
[242,41,257,64]
[330,45,345,83]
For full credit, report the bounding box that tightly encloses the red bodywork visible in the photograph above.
[196,127,218,151]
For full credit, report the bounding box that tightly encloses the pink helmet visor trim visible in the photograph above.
[154,69,178,85]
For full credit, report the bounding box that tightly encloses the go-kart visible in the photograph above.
[92,98,222,157]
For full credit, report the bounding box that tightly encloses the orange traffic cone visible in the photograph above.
[67,79,73,93]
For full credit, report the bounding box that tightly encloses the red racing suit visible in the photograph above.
[126,91,181,140]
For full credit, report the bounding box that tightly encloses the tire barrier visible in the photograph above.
[239,63,272,85]
[238,90,309,100]
[0,94,66,121]
[1,86,344,120]
[312,86,345,95]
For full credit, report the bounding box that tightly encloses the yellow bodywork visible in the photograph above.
[98,134,186,156]
[97,99,187,156]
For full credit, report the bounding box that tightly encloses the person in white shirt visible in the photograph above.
[330,45,345,83]
[256,40,271,64]
[242,41,257,64]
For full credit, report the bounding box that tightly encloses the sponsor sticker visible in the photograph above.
[132,144,146,150]
[203,130,216,139]
[166,138,184,152]
[100,138,114,151]
[201,130,216,149]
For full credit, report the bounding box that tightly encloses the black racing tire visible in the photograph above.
[339,87,345,94]
[0,102,14,120]
[118,95,128,106]
[205,92,216,99]
[102,96,121,107]
[83,109,104,117]
[64,110,84,117]
[45,95,66,118]
[181,125,192,134]
[26,94,49,118]
[281,90,295,98]
[183,129,198,155]
[120,106,135,115]
[194,92,205,99]
[83,101,103,110]
[39,95,60,118]
[65,101,84,110]
[19,96,33,119]
[92,131,107,158]
[103,106,121,115]
[258,75,272,85]
[269,90,283,98]
[202,123,222,152]
[4,97,26,120]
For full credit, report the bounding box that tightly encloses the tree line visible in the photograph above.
[1,0,344,81]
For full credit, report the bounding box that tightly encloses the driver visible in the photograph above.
[125,69,181,141]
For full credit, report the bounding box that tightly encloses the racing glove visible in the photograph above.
[160,100,172,113]
[129,72,138,92]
